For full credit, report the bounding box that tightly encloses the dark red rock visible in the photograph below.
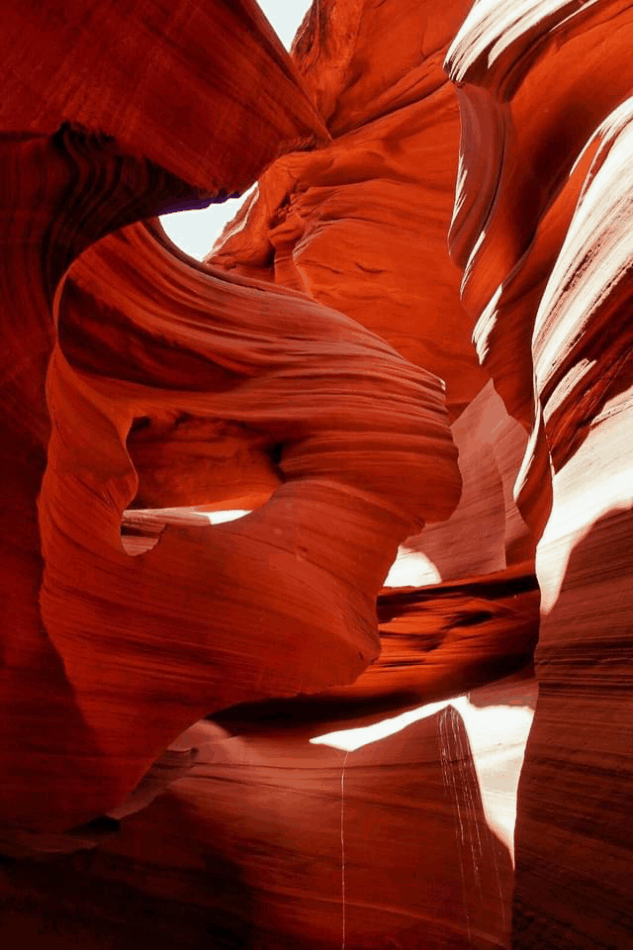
[1,0,631,948]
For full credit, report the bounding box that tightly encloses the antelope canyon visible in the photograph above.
[0,1,631,948]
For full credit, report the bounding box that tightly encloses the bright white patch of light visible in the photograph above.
[454,697,534,856]
[310,699,454,753]
[258,0,311,48]
[201,509,251,525]
[311,694,534,860]
[159,0,312,260]
[310,698,458,753]
[160,186,256,261]
[539,467,633,614]
[384,548,442,587]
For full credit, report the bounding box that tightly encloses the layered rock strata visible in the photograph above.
[0,0,631,949]
[446,1,633,946]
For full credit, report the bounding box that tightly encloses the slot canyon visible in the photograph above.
[0,1,631,947]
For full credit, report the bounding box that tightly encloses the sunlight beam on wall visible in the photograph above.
[310,692,535,860]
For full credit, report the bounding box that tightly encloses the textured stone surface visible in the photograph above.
[0,673,536,949]
[446,2,633,946]
[211,0,487,421]
[1,0,632,948]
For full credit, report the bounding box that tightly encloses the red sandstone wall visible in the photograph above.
[0,2,631,949]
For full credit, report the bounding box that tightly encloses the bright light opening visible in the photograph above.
[384,548,442,587]
[120,507,251,556]
[160,186,256,261]
[159,0,312,260]
[201,509,251,525]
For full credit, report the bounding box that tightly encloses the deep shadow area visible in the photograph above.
[0,799,255,950]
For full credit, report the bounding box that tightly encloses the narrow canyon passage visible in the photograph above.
[0,1,631,948]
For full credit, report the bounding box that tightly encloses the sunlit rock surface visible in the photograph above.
[0,1,631,949]
[446,1,633,946]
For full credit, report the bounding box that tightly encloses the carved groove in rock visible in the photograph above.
[0,2,630,949]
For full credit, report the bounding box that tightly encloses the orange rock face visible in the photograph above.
[212,0,487,421]
[0,1,631,949]
[446,2,633,946]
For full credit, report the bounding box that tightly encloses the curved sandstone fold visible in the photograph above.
[513,98,633,950]
[0,0,462,836]
[209,0,536,625]
[445,0,633,534]
[0,142,461,833]
[446,1,633,946]
[32,218,460,829]
[211,0,487,422]
[0,0,329,194]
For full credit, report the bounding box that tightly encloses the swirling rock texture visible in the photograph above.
[0,3,630,950]
[445,1,633,946]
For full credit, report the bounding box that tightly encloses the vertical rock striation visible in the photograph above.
[446,1,633,945]
[0,0,462,841]
[1,0,631,947]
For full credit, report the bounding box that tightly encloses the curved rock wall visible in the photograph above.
[0,1,631,949]
[1,1,465,836]
[446,1,633,946]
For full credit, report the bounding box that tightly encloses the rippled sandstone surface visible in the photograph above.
[0,2,631,949]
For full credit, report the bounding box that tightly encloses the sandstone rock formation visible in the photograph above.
[0,1,631,949]
[446,3,633,945]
